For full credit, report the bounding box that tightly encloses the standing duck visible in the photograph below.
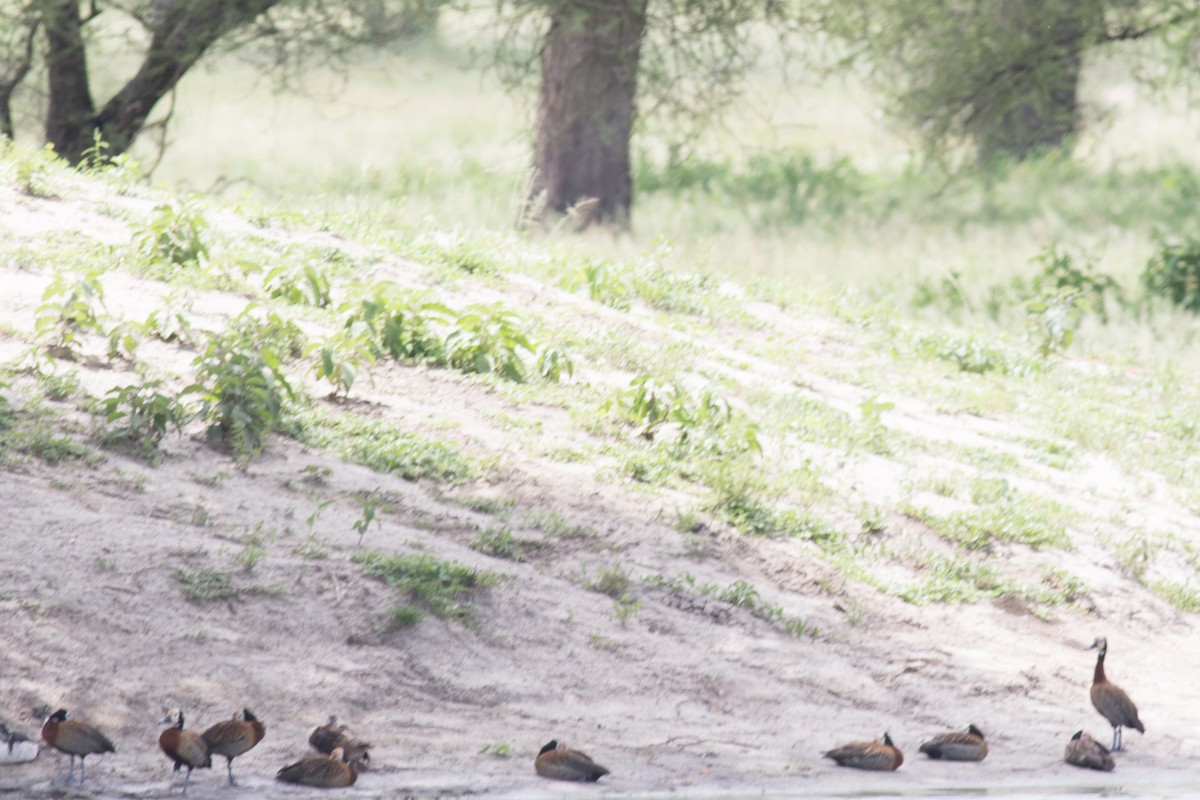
[534,740,610,782]
[918,724,988,761]
[277,746,357,787]
[40,708,115,785]
[201,708,265,786]
[0,721,38,764]
[823,732,904,771]
[159,709,211,796]
[1064,730,1115,771]
[1087,637,1144,751]
[309,715,372,768]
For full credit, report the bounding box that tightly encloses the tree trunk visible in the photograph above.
[41,0,282,164]
[970,2,1096,163]
[529,0,648,228]
[42,0,96,162]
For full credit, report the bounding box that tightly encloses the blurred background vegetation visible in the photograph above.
[4,0,1200,364]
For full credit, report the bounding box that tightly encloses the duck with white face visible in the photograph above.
[1087,636,1144,752]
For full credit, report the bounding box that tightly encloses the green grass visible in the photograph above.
[289,407,476,482]
[172,569,236,602]
[356,551,498,625]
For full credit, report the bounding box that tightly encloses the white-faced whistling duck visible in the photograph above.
[40,708,115,785]
[276,746,358,787]
[1064,730,1115,771]
[158,709,211,796]
[1087,636,1144,751]
[309,715,372,768]
[918,724,988,762]
[200,708,265,786]
[534,740,610,782]
[0,720,38,764]
[823,732,904,771]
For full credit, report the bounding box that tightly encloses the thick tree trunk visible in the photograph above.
[970,2,1095,163]
[42,0,96,162]
[41,0,281,164]
[529,0,648,228]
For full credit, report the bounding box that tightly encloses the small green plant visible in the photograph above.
[265,262,333,308]
[353,488,383,545]
[309,327,376,399]
[478,742,512,758]
[445,304,538,382]
[98,380,190,451]
[172,569,236,602]
[589,563,632,598]
[386,605,424,628]
[470,527,532,561]
[580,260,632,310]
[187,326,296,464]
[37,368,82,401]
[133,200,210,272]
[357,552,497,624]
[1141,234,1200,313]
[14,144,63,197]
[34,268,108,356]
[343,285,449,363]
[536,341,575,383]
[614,593,641,624]
[606,374,761,458]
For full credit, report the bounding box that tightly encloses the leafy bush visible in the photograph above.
[343,284,449,363]
[133,200,210,272]
[309,326,376,399]
[1142,235,1200,313]
[445,304,538,382]
[98,379,190,451]
[34,268,108,356]
[605,374,761,458]
[187,325,296,463]
[265,262,333,308]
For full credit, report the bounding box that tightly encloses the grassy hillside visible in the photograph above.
[0,33,1198,798]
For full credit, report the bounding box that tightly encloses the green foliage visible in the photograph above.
[536,341,575,383]
[172,569,236,602]
[581,260,632,310]
[353,488,383,545]
[357,551,497,624]
[1142,235,1200,313]
[913,501,1070,552]
[588,564,632,599]
[605,374,761,458]
[133,200,210,273]
[186,322,296,463]
[1152,580,1200,612]
[98,379,190,451]
[342,284,449,363]
[636,150,865,226]
[265,261,333,307]
[34,268,108,355]
[915,332,1037,376]
[309,327,376,398]
[445,304,537,382]
[469,527,534,561]
[900,555,1006,605]
[289,408,475,481]
[13,144,63,197]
